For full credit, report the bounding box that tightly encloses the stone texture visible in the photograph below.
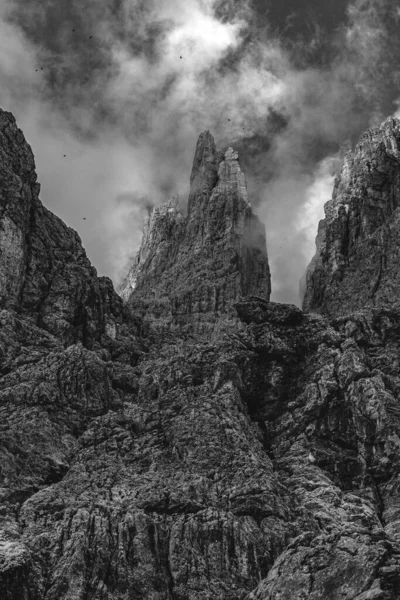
[119,131,271,334]
[2,109,400,599]
[303,117,400,316]
[0,109,128,348]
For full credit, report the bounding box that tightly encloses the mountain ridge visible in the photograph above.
[2,108,400,599]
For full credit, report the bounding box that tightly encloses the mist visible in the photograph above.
[1,0,400,304]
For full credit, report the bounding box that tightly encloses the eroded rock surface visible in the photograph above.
[303,117,400,316]
[2,109,400,599]
[0,110,127,347]
[119,131,271,334]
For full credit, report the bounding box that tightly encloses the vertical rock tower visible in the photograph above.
[303,117,400,315]
[120,131,271,331]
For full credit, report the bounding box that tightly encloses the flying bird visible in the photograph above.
[83,217,86,220]
[89,36,93,39]
[228,119,231,121]
[63,154,66,157]
[180,56,182,59]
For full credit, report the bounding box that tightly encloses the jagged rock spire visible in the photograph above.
[216,147,250,206]
[302,116,400,316]
[120,131,271,332]
[188,130,223,215]
[119,196,184,302]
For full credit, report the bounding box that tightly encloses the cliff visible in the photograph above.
[303,116,400,316]
[119,132,271,334]
[2,109,400,600]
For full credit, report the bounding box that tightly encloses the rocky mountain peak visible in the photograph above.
[4,108,400,600]
[215,146,250,206]
[119,195,184,302]
[303,115,400,315]
[120,131,271,333]
[188,130,223,214]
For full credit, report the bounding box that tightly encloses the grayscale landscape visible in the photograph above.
[2,1,400,598]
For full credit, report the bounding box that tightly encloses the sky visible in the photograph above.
[1,0,400,305]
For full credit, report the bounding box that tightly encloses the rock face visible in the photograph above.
[303,117,400,316]
[0,110,127,347]
[119,132,271,333]
[3,109,400,599]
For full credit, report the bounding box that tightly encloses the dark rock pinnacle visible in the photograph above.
[119,131,271,334]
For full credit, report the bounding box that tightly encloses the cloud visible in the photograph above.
[297,156,341,257]
[0,0,286,285]
[0,2,39,107]
[258,154,340,305]
[1,0,400,304]
[257,0,400,303]
[14,103,159,281]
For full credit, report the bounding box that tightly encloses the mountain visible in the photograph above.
[119,132,271,334]
[2,108,400,599]
[303,116,400,316]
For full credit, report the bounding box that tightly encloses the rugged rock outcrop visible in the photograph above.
[119,132,271,334]
[2,109,400,599]
[0,110,128,348]
[303,117,400,316]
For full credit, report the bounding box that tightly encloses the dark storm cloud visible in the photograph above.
[1,0,400,303]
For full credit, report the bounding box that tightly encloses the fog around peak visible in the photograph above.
[1,0,400,304]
